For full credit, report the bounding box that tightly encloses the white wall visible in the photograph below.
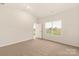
[39,7,79,47]
[0,7,36,47]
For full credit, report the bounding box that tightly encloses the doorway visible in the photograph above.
[33,23,42,39]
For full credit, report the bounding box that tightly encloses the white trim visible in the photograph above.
[0,38,33,47]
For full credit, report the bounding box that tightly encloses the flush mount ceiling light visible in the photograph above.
[26,5,30,9]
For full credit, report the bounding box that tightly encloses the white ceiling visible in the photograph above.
[1,3,79,18]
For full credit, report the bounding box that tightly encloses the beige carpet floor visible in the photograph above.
[0,39,79,56]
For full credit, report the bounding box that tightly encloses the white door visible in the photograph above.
[33,23,42,39]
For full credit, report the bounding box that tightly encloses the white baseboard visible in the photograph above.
[0,38,33,47]
[43,38,79,48]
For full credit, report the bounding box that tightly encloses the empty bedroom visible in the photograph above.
[0,3,79,56]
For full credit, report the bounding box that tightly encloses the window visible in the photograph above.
[45,20,62,35]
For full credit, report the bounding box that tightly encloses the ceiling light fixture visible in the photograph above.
[26,5,30,9]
